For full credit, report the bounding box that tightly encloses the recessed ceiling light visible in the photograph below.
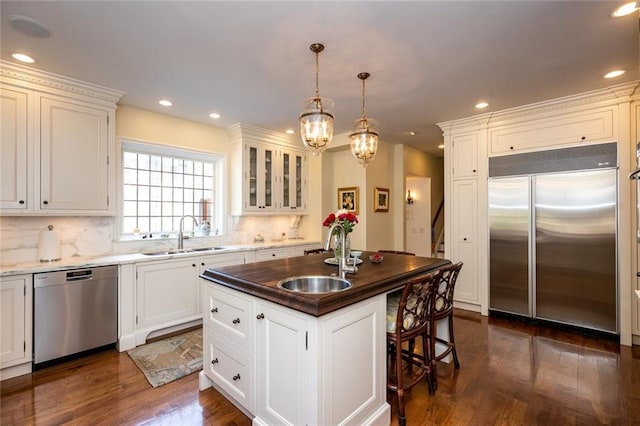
[209,112,221,119]
[475,102,489,109]
[12,53,35,63]
[611,2,638,17]
[409,131,417,136]
[285,129,295,135]
[158,99,173,107]
[438,144,445,149]
[604,69,626,79]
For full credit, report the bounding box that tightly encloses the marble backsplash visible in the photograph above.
[0,215,306,265]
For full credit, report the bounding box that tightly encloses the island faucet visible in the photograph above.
[324,223,357,279]
[178,215,199,249]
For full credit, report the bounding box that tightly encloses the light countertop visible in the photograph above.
[0,240,320,276]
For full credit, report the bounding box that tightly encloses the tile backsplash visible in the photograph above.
[0,215,307,265]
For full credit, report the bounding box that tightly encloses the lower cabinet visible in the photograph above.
[134,251,246,344]
[200,282,389,425]
[0,274,32,380]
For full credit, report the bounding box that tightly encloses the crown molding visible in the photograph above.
[0,60,125,105]
[438,81,640,135]
[227,122,301,149]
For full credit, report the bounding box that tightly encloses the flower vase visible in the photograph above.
[333,233,351,260]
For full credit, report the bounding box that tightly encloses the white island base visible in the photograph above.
[199,282,390,426]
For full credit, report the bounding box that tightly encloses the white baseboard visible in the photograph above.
[0,362,31,381]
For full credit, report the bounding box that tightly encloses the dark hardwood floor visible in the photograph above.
[2,309,639,425]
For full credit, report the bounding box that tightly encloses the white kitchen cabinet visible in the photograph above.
[0,60,123,215]
[488,106,616,156]
[39,97,110,211]
[0,85,29,210]
[136,258,200,331]
[452,133,478,178]
[133,251,246,344]
[251,243,320,263]
[254,300,309,425]
[0,274,32,380]
[451,179,479,307]
[229,123,308,216]
[200,282,389,425]
[280,149,307,212]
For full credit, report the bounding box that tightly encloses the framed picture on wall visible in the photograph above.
[374,187,389,212]
[337,187,359,215]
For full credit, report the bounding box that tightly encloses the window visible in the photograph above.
[120,140,224,238]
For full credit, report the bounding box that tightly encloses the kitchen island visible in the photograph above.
[199,252,449,426]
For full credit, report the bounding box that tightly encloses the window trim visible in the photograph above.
[116,137,227,240]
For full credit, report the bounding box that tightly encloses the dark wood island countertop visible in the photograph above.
[200,252,450,316]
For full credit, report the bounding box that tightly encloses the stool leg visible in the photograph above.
[422,331,435,395]
[449,314,460,369]
[395,339,407,426]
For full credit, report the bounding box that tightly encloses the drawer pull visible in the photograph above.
[233,374,241,381]
[232,318,241,324]
[211,358,219,365]
[256,313,265,320]
[211,307,218,313]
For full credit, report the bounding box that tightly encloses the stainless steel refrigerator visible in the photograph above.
[488,143,618,333]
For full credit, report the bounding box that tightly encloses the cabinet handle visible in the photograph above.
[232,318,241,324]
[472,169,476,173]
[509,146,514,150]
[581,136,586,140]
[192,263,196,267]
[211,358,218,365]
[272,253,276,257]
[19,200,25,204]
[233,374,241,381]
[211,307,218,313]
[256,313,265,320]
[463,237,467,241]
[201,262,205,266]
[43,200,49,205]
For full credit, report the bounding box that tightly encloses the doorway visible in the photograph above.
[405,176,431,256]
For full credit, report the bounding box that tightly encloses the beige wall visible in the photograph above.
[365,141,394,251]
[403,145,444,242]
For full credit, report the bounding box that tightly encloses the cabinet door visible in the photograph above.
[1,275,31,368]
[255,301,309,426]
[40,97,110,211]
[452,179,479,304]
[244,142,276,212]
[136,259,199,330]
[0,86,29,210]
[452,133,478,178]
[281,149,307,212]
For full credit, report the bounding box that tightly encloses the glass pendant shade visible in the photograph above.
[299,43,334,156]
[349,119,378,166]
[300,96,335,156]
[349,72,378,167]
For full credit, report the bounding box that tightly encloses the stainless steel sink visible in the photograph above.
[277,276,352,294]
[142,247,226,256]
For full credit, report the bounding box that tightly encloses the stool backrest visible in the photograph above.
[392,272,440,337]
[430,262,463,317]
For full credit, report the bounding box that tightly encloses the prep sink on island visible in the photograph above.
[199,252,449,425]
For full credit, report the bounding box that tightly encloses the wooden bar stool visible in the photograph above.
[425,261,463,390]
[386,272,439,426]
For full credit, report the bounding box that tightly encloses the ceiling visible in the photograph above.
[1,1,638,157]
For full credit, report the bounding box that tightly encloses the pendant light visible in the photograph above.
[349,72,378,167]
[299,43,335,156]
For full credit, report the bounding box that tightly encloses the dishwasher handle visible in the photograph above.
[66,269,93,282]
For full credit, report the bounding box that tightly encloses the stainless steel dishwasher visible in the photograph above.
[34,265,118,365]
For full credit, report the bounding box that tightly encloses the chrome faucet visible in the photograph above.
[178,215,199,249]
[324,223,357,279]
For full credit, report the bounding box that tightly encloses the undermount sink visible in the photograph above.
[277,275,352,294]
[142,247,226,256]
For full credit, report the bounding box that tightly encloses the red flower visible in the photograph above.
[323,213,336,226]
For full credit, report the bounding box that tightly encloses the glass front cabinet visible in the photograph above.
[243,142,307,213]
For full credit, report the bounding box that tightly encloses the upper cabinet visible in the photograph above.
[0,60,124,215]
[451,133,478,178]
[229,123,308,215]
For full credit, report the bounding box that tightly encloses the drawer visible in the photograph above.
[204,334,253,413]
[204,283,253,351]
